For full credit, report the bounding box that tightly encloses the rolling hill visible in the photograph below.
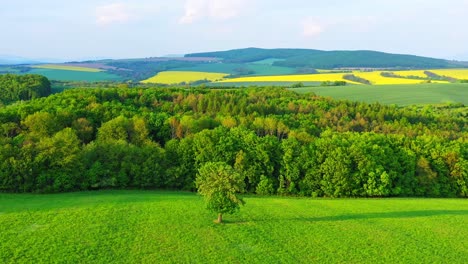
[186,48,468,69]
[2,48,468,82]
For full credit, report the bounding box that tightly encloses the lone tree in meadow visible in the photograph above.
[196,162,245,223]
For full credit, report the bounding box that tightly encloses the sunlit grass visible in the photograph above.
[1,191,467,263]
[292,83,468,105]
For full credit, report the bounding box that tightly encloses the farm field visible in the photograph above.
[141,71,228,84]
[215,70,467,85]
[430,69,468,79]
[353,71,441,85]
[249,58,285,65]
[0,66,20,73]
[208,81,322,87]
[174,63,295,76]
[217,72,361,84]
[148,68,468,86]
[26,68,122,82]
[0,191,466,263]
[31,64,103,72]
[291,83,468,105]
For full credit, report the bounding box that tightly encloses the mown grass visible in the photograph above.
[1,191,467,263]
[26,68,122,82]
[292,83,468,105]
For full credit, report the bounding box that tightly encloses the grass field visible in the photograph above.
[175,63,295,76]
[26,68,122,82]
[31,64,103,72]
[248,58,285,65]
[291,83,468,105]
[207,81,322,87]
[0,66,20,73]
[0,191,467,263]
[141,71,228,84]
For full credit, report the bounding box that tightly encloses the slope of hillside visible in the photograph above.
[186,48,468,69]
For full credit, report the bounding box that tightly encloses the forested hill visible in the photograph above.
[186,48,468,69]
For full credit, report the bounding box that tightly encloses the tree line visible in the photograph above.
[0,86,466,196]
[0,74,51,105]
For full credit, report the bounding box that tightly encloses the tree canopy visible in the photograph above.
[0,74,51,104]
[196,162,245,223]
[0,85,466,197]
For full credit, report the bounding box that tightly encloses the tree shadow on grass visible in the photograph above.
[297,210,468,222]
[225,210,468,224]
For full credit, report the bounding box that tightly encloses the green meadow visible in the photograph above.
[26,68,122,82]
[208,81,321,87]
[1,191,467,263]
[291,83,468,105]
[175,63,295,76]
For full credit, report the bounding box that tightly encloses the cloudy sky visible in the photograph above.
[2,0,468,60]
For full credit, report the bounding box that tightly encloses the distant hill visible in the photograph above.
[5,48,468,82]
[186,48,468,69]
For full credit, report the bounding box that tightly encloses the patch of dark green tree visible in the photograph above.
[0,74,51,104]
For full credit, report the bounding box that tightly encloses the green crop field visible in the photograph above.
[175,63,295,76]
[249,58,286,65]
[291,83,468,105]
[207,81,321,87]
[26,68,122,82]
[1,191,467,263]
[0,66,20,73]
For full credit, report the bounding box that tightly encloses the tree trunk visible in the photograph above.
[216,213,223,223]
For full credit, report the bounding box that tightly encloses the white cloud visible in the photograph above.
[302,19,324,38]
[96,3,132,26]
[179,0,205,24]
[179,0,247,24]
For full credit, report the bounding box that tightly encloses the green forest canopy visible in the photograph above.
[0,74,51,104]
[0,86,466,197]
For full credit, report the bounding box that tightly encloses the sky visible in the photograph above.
[2,0,468,61]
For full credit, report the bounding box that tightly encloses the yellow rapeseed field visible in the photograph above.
[391,70,428,78]
[353,71,428,85]
[429,69,468,80]
[32,64,103,72]
[141,71,228,84]
[217,73,361,84]
[216,71,443,85]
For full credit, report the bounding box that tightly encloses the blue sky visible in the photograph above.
[2,0,468,60]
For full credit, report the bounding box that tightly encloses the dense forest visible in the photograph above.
[0,74,51,105]
[0,83,466,197]
[186,48,468,69]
